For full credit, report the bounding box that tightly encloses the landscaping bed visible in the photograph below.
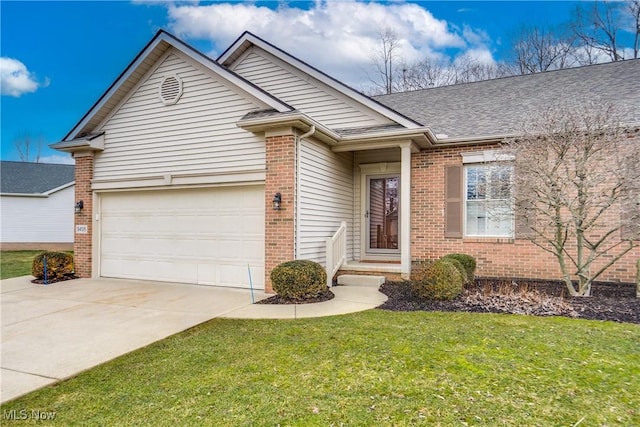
[257,289,334,304]
[379,278,639,324]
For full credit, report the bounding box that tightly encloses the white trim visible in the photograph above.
[359,162,401,260]
[461,149,514,164]
[462,164,515,238]
[91,170,265,191]
[400,145,411,278]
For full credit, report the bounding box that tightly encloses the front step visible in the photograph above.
[337,274,385,287]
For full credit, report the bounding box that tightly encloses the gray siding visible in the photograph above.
[298,139,354,265]
[95,50,265,182]
[232,48,392,129]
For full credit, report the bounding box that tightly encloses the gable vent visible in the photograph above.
[159,74,183,105]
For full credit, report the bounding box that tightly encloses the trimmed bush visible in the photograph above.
[270,260,328,301]
[32,251,74,281]
[441,257,468,284]
[442,253,477,283]
[410,260,433,283]
[412,259,464,301]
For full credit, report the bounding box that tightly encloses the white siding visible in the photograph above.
[298,139,354,265]
[232,48,393,129]
[95,50,265,182]
[0,187,74,243]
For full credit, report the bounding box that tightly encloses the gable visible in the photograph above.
[230,46,394,130]
[61,31,290,143]
[93,48,268,183]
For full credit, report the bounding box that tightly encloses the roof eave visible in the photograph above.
[237,112,341,144]
[51,133,105,153]
[425,129,515,147]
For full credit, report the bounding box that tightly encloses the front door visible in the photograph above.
[366,175,400,254]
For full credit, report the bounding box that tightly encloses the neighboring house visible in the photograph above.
[0,161,75,250]
[52,30,639,291]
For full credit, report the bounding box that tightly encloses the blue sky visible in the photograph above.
[0,1,589,163]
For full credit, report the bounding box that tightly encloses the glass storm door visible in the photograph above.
[366,175,400,253]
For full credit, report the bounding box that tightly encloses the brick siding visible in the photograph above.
[73,154,94,278]
[264,133,296,292]
[410,143,639,283]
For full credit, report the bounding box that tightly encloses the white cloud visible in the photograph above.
[38,154,75,165]
[0,57,46,97]
[165,1,491,89]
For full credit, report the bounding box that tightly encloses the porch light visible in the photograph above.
[75,200,84,214]
[273,193,282,210]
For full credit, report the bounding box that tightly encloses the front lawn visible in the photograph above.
[0,250,41,279]
[2,311,639,425]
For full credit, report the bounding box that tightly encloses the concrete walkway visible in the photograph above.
[1,276,386,403]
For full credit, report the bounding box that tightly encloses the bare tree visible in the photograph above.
[450,55,511,83]
[502,103,640,296]
[14,134,42,163]
[508,25,577,74]
[397,58,455,90]
[628,0,640,58]
[572,0,640,62]
[369,28,402,95]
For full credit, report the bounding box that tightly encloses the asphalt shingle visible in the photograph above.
[1,161,75,194]
[374,59,640,139]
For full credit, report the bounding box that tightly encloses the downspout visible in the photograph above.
[295,125,316,259]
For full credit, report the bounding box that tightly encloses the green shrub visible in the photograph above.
[441,257,468,284]
[270,260,328,301]
[442,253,477,283]
[32,251,74,281]
[410,260,433,283]
[411,259,464,300]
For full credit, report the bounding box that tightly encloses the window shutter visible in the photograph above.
[621,193,640,241]
[445,166,463,238]
[515,200,534,238]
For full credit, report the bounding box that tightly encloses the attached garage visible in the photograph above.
[98,185,265,289]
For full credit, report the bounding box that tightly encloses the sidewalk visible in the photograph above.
[1,276,386,403]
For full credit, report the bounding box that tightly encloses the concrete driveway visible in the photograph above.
[1,276,268,403]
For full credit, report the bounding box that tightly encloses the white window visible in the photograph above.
[464,164,513,237]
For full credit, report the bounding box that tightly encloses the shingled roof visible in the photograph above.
[374,59,640,140]
[1,161,75,195]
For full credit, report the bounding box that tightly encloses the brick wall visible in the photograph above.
[73,153,94,278]
[411,143,640,283]
[264,133,296,292]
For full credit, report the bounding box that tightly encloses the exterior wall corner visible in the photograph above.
[73,153,94,278]
[264,133,296,292]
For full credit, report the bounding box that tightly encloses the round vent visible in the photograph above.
[159,74,183,105]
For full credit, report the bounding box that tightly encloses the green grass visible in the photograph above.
[2,311,639,425]
[0,250,42,279]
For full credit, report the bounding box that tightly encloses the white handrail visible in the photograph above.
[326,221,347,287]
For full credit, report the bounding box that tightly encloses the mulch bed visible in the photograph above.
[31,274,78,285]
[379,278,640,324]
[257,289,335,305]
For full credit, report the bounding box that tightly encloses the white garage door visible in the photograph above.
[99,186,264,289]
